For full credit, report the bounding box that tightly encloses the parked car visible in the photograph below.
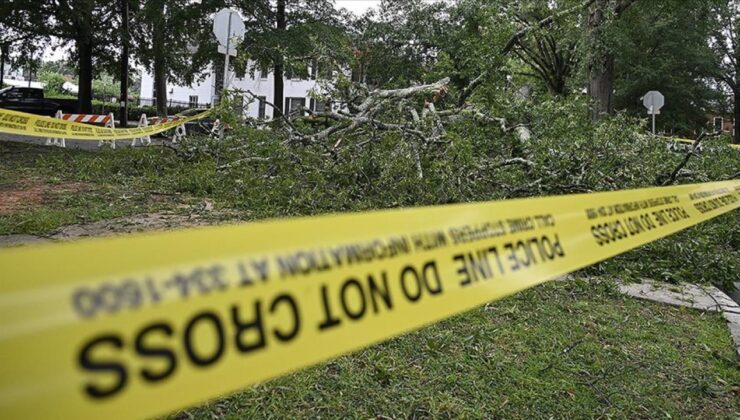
[0,86,77,116]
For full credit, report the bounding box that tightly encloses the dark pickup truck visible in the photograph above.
[0,86,77,116]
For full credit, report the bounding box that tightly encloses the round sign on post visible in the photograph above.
[643,91,664,115]
[213,9,245,49]
[642,90,664,134]
[212,8,245,92]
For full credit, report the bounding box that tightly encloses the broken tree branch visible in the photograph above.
[659,130,722,186]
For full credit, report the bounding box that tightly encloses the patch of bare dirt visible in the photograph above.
[53,212,216,239]
[0,211,225,248]
[0,179,92,216]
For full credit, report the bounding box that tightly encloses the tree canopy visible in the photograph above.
[0,0,738,141]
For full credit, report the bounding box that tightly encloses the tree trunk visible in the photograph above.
[153,55,167,117]
[0,44,5,87]
[586,0,614,121]
[75,2,95,114]
[152,4,167,117]
[119,0,129,126]
[734,90,740,144]
[77,37,94,114]
[588,54,615,120]
[272,0,286,119]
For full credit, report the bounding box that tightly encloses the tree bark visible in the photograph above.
[734,90,740,144]
[0,44,6,87]
[152,3,167,117]
[75,2,94,114]
[586,0,613,121]
[272,0,286,119]
[588,53,614,120]
[77,36,94,114]
[119,0,129,126]
[586,0,637,121]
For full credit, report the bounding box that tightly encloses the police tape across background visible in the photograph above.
[0,108,210,140]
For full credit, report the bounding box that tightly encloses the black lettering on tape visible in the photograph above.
[422,261,443,295]
[135,323,176,382]
[79,335,127,399]
[184,312,225,367]
[454,247,502,288]
[318,285,342,331]
[367,272,393,313]
[340,279,367,320]
[318,272,394,332]
[269,294,300,341]
[231,302,266,353]
[73,287,97,318]
[400,261,443,300]
[400,265,423,302]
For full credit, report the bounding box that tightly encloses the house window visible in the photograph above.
[189,95,198,108]
[232,94,244,116]
[318,61,333,80]
[260,64,269,80]
[714,117,723,132]
[310,59,318,80]
[257,96,267,119]
[310,98,328,113]
[351,65,365,83]
[285,97,306,118]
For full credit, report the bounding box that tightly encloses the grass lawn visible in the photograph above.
[0,141,204,235]
[174,279,739,419]
[1,141,739,418]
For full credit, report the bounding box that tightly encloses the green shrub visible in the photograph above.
[39,71,66,96]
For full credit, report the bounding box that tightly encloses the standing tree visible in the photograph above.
[709,0,740,143]
[235,0,344,119]
[508,0,582,96]
[11,1,119,113]
[612,0,718,134]
[0,2,47,87]
[586,0,638,120]
[133,0,222,116]
[119,0,131,126]
[347,0,454,89]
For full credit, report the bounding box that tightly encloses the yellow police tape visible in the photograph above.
[657,134,740,150]
[0,180,738,419]
[0,108,211,140]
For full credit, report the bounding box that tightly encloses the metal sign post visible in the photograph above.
[642,90,664,135]
[224,14,232,94]
[212,8,245,140]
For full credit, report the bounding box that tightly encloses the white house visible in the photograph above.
[139,62,327,118]
[2,65,26,82]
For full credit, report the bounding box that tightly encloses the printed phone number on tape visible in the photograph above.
[70,213,561,321]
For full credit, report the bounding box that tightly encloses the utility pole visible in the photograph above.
[119,0,129,127]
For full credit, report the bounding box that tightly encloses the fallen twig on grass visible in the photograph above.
[539,338,586,373]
